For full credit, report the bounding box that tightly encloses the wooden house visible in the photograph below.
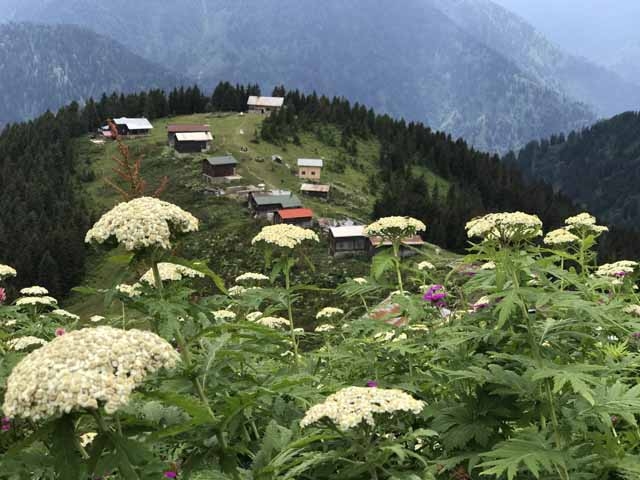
[274,208,314,227]
[300,183,330,199]
[167,124,211,146]
[249,192,303,219]
[112,117,153,136]
[247,96,284,114]
[174,132,213,153]
[297,159,324,180]
[202,156,238,182]
[329,226,369,257]
[369,235,425,257]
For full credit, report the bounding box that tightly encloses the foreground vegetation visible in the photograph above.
[1,197,640,479]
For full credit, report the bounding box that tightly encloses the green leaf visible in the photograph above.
[51,416,86,480]
[371,249,396,280]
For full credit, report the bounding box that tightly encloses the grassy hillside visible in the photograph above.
[68,112,455,320]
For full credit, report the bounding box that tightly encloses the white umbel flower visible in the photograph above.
[417,261,435,271]
[245,311,263,322]
[0,264,17,279]
[16,296,57,307]
[480,261,496,270]
[79,432,98,448]
[252,224,319,249]
[315,324,336,333]
[228,285,247,297]
[466,212,542,241]
[364,216,426,238]
[623,305,640,317]
[89,315,105,323]
[300,386,425,431]
[51,309,80,321]
[352,277,368,285]
[565,212,608,234]
[140,263,204,286]
[85,197,199,251]
[316,307,344,319]
[253,316,290,329]
[212,310,236,321]
[116,283,142,298]
[6,336,48,351]
[596,260,638,278]
[543,228,579,245]
[20,286,48,296]
[235,272,269,283]
[3,326,179,420]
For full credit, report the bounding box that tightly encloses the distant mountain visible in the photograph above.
[0,23,185,125]
[0,0,595,153]
[431,0,640,117]
[512,111,640,228]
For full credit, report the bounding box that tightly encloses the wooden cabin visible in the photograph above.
[274,208,314,227]
[111,117,153,136]
[247,96,284,114]
[249,192,303,219]
[369,235,425,257]
[300,183,330,199]
[174,132,213,153]
[297,159,323,181]
[329,226,369,257]
[202,156,238,182]
[167,124,211,146]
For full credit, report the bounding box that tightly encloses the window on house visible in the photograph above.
[311,171,316,176]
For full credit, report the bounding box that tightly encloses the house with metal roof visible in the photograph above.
[274,208,314,227]
[329,226,369,257]
[175,132,213,153]
[249,192,303,219]
[112,117,154,135]
[300,183,330,199]
[202,156,238,182]
[167,124,211,146]
[247,96,284,114]
[297,158,324,181]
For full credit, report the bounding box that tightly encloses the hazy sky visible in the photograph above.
[492,0,640,65]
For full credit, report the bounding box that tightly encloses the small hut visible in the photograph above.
[274,208,314,227]
[247,96,284,114]
[297,159,324,181]
[328,226,369,257]
[202,156,238,182]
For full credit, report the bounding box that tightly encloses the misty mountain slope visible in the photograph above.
[430,0,640,117]
[0,0,594,152]
[513,111,640,228]
[0,23,185,125]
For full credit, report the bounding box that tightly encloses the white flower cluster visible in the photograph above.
[51,309,80,321]
[251,224,319,249]
[16,296,58,307]
[417,261,435,271]
[140,263,204,286]
[235,272,269,283]
[245,311,263,322]
[543,228,579,246]
[85,197,199,251]
[253,316,290,329]
[116,283,142,298]
[364,216,426,238]
[228,285,247,297]
[300,386,425,431]
[316,307,344,319]
[565,213,608,234]
[90,315,105,323]
[352,277,368,285]
[7,336,48,351]
[623,305,640,317]
[596,260,638,278]
[3,326,179,420]
[465,212,542,241]
[212,310,236,321]
[20,286,48,296]
[0,264,17,279]
[315,324,336,333]
[480,261,496,270]
[79,432,97,447]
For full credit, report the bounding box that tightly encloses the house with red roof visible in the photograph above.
[274,208,314,227]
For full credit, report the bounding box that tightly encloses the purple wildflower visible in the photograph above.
[1,417,10,432]
[614,271,628,278]
[366,381,378,388]
[55,328,66,337]
[0,287,6,304]
[423,285,447,307]
[164,472,177,479]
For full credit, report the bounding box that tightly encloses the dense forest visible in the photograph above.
[510,111,640,229]
[0,82,637,297]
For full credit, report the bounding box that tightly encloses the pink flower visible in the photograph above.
[1,417,10,432]
[164,472,177,479]
[55,328,66,337]
[423,285,447,307]
[366,381,378,388]
[0,287,6,304]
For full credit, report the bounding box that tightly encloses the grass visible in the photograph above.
[66,112,457,320]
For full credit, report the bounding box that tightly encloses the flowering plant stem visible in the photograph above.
[392,240,404,294]
[283,261,300,364]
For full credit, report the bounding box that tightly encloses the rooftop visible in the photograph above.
[329,225,366,238]
[300,183,330,193]
[298,158,324,168]
[205,155,238,166]
[277,208,314,220]
[167,124,210,133]
[113,117,153,130]
[251,193,302,209]
[175,132,213,142]
[247,96,285,108]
